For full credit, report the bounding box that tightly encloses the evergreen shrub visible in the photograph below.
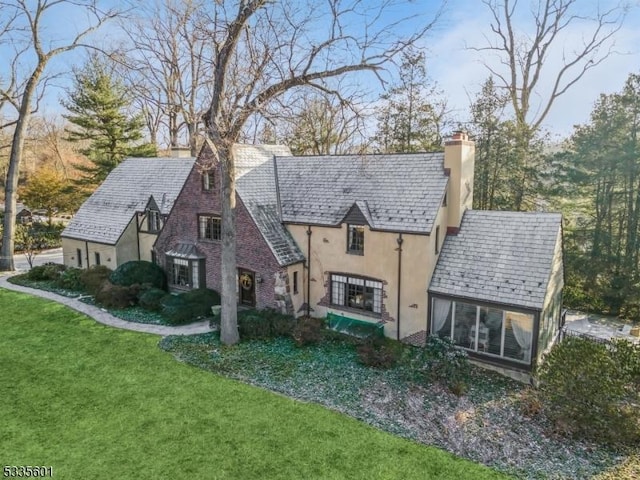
[110,261,166,289]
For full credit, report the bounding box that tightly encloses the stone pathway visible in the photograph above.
[0,273,214,337]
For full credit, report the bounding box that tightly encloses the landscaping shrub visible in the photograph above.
[238,310,273,340]
[55,267,85,291]
[80,265,113,295]
[537,336,640,446]
[292,316,324,347]
[267,310,296,338]
[95,281,138,309]
[402,335,470,394]
[236,308,296,340]
[160,294,194,325]
[110,261,166,289]
[27,262,66,281]
[356,336,402,369]
[181,288,221,318]
[138,287,168,312]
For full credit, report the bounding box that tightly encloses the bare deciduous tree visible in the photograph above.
[473,0,628,210]
[0,0,118,271]
[198,0,444,344]
[120,0,213,155]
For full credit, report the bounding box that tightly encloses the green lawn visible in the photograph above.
[0,288,509,480]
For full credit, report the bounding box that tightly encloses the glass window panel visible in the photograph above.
[454,301,477,348]
[432,298,452,339]
[503,311,534,364]
[480,307,503,355]
[332,280,345,305]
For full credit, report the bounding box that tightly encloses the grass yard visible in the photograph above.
[0,289,508,480]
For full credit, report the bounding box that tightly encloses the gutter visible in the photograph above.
[396,233,403,340]
[306,226,312,317]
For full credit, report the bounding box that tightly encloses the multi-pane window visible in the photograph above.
[330,274,382,314]
[293,271,299,295]
[347,225,364,255]
[431,297,534,365]
[168,257,202,289]
[171,258,190,287]
[198,215,221,240]
[202,171,214,191]
[147,210,161,232]
[94,252,101,266]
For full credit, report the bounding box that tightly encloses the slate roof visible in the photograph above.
[275,153,448,233]
[429,210,562,310]
[62,157,195,245]
[234,144,293,179]
[235,146,305,267]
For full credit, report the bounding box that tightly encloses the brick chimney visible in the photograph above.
[444,130,475,230]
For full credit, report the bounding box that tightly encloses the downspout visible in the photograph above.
[396,233,403,340]
[306,226,312,317]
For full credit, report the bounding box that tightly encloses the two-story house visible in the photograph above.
[154,134,563,376]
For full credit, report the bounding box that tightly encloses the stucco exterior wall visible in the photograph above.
[444,135,475,229]
[287,202,448,339]
[115,217,141,266]
[138,231,157,262]
[61,237,117,270]
[537,227,564,363]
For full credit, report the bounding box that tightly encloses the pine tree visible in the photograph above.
[372,49,449,153]
[62,57,156,187]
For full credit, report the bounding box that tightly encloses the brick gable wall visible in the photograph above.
[154,147,286,311]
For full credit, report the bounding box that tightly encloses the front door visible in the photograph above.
[238,269,255,306]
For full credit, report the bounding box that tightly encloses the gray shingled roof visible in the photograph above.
[275,153,448,233]
[62,157,195,245]
[235,144,293,179]
[429,210,562,310]
[235,146,305,267]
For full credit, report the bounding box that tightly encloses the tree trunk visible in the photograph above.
[218,144,239,345]
[0,70,40,271]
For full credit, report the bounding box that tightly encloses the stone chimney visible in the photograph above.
[444,130,475,231]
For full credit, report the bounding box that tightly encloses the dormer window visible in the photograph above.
[147,210,161,232]
[347,224,364,255]
[202,171,214,191]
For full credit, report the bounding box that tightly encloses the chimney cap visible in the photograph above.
[450,130,469,141]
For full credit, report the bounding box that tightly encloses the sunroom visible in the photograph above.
[430,296,537,367]
[428,210,564,372]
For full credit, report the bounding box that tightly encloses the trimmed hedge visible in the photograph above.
[160,294,194,325]
[181,288,221,318]
[138,288,167,312]
[110,261,166,290]
[27,262,66,281]
[237,308,296,340]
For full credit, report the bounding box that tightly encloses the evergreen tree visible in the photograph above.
[373,49,449,153]
[62,57,156,188]
[557,73,640,316]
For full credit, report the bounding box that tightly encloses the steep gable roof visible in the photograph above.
[62,157,195,245]
[275,152,448,234]
[234,146,305,266]
[429,210,562,310]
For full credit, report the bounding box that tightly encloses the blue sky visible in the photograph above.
[3,0,639,139]
[427,0,640,138]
